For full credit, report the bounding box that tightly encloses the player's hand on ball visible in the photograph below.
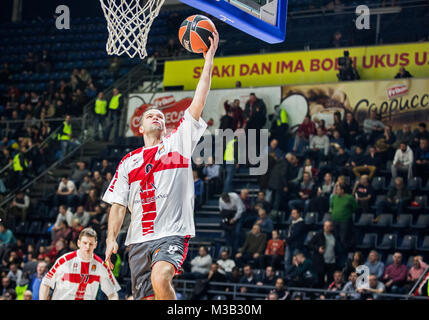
[105,239,119,270]
[203,30,219,59]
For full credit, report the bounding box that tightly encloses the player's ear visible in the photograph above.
[139,125,144,135]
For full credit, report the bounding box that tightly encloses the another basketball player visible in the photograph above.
[39,228,121,300]
[103,30,219,300]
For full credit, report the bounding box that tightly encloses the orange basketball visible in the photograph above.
[178,15,216,54]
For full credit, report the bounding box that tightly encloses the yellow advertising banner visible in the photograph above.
[164,42,429,90]
[280,78,429,131]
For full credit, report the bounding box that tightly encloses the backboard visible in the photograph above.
[179,0,287,43]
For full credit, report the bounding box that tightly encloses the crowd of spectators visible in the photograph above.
[185,91,429,299]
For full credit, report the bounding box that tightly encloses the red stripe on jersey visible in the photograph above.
[47,251,77,278]
[142,211,156,221]
[109,147,143,192]
[176,236,191,275]
[142,201,156,212]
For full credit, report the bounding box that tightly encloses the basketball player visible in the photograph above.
[39,228,121,300]
[103,30,219,300]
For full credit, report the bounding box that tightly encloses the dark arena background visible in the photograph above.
[0,0,428,302]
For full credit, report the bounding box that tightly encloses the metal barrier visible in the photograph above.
[172,279,428,300]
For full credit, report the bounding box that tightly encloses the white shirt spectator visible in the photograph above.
[393,145,414,167]
[310,134,330,156]
[190,254,212,275]
[219,192,245,221]
[216,258,236,275]
[54,208,74,228]
[58,180,77,194]
[71,210,90,228]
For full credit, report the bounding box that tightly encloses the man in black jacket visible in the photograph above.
[284,209,306,268]
[308,220,345,288]
[267,154,289,214]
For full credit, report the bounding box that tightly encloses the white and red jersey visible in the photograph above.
[102,108,207,246]
[42,250,121,300]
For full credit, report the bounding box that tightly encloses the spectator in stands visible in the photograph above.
[265,138,285,162]
[223,99,243,131]
[1,277,13,296]
[254,190,272,214]
[216,249,236,277]
[91,171,105,196]
[311,172,335,216]
[99,159,114,176]
[219,192,245,253]
[330,182,357,251]
[7,262,22,286]
[364,250,385,279]
[50,204,73,239]
[266,291,278,300]
[293,115,316,154]
[85,82,97,100]
[267,153,289,215]
[414,138,429,183]
[357,274,386,300]
[71,205,90,228]
[255,208,273,234]
[257,265,276,287]
[412,122,429,149]
[344,145,365,177]
[264,229,285,271]
[9,191,30,223]
[53,176,77,208]
[109,57,122,78]
[343,251,364,280]
[324,270,345,298]
[307,126,330,166]
[105,88,123,141]
[219,110,234,130]
[362,111,385,146]
[269,106,289,152]
[284,208,306,267]
[351,146,378,180]
[337,50,359,81]
[376,177,411,218]
[188,246,212,280]
[193,170,204,209]
[239,264,259,296]
[57,114,79,157]
[394,67,413,78]
[23,52,36,73]
[70,161,89,185]
[29,261,47,300]
[329,130,345,156]
[235,224,266,268]
[51,220,72,246]
[285,252,317,288]
[0,223,16,247]
[407,256,428,290]
[84,188,100,216]
[352,175,373,214]
[288,172,316,215]
[206,263,227,297]
[271,277,289,300]
[202,156,222,195]
[48,239,69,262]
[340,271,360,300]
[393,124,413,150]
[383,252,408,294]
[332,31,345,48]
[375,125,396,161]
[309,220,343,288]
[78,175,92,205]
[101,172,113,198]
[243,93,267,131]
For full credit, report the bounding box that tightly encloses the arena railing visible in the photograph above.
[172,279,428,300]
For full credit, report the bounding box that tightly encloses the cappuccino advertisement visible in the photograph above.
[126,87,281,136]
[281,78,429,131]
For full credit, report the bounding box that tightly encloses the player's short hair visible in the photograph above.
[79,227,98,241]
[140,106,164,124]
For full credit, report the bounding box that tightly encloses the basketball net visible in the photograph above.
[99,0,165,59]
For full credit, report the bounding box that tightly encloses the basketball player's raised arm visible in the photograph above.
[105,203,127,269]
[188,30,219,121]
